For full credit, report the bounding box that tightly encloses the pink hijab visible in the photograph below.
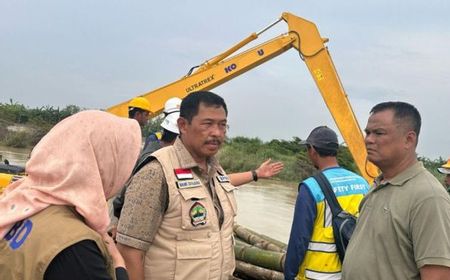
[0,110,141,238]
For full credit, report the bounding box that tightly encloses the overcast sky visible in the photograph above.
[1,0,449,159]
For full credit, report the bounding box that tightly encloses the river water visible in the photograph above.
[0,146,298,244]
[0,145,30,166]
[235,182,297,243]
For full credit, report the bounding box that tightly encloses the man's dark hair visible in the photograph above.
[161,129,178,143]
[308,145,338,157]
[180,91,227,123]
[128,107,147,119]
[370,101,421,137]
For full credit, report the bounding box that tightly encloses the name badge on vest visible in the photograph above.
[174,168,194,180]
[177,179,202,189]
[216,175,230,183]
[190,202,207,226]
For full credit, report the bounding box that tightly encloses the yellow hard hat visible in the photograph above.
[128,97,151,112]
[438,158,450,174]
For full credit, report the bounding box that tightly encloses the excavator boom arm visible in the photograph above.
[106,12,378,182]
[106,33,296,117]
[282,13,378,181]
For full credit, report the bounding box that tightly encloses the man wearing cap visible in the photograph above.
[284,126,369,280]
[438,158,450,193]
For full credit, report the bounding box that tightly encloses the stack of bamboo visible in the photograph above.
[233,224,286,280]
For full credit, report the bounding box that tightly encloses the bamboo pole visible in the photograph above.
[234,224,287,252]
[234,239,285,272]
[235,260,284,280]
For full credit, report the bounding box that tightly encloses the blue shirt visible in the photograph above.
[285,181,316,280]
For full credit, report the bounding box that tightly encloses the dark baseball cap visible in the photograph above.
[300,126,339,151]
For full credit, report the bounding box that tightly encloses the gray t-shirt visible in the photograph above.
[343,161,450,280]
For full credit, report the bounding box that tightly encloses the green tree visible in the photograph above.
[0,102,82,147]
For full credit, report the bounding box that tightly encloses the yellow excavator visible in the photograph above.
[0,12,378,193]
[107,12,378,183]
[0,164,25,192]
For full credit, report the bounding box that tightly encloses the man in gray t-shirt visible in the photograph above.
[343,101,450,280]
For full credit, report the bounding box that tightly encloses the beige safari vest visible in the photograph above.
[144,139,237,280]
[0,205,115,280]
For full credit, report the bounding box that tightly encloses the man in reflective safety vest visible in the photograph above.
[285,126,369,280]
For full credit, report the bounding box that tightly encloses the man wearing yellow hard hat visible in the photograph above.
[128,97,151,127]
[438,158,450,193]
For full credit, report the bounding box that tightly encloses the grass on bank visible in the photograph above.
[0,101,447,184]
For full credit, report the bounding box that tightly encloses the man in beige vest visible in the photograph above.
[116,91,237,280]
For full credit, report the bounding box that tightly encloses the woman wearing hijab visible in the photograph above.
[0,110,141,280]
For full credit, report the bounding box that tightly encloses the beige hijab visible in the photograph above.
[0,110,141,238]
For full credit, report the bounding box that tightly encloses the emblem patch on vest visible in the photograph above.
[190,202,207,226]
[176,179,202,189]
[216,175,230,183]
[174,168,194,180]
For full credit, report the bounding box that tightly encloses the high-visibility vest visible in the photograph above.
[297,168,369,280]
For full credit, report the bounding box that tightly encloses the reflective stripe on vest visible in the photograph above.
[308,241,337,253]
[324,201,332,227]
[305,269,342,280]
